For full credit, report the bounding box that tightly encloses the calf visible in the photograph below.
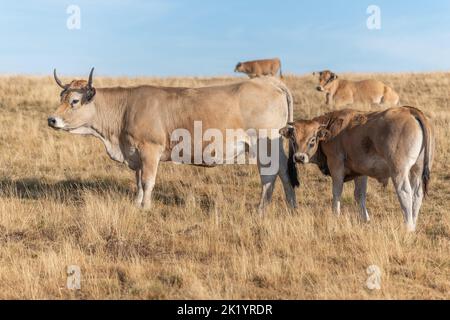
[280,107,434,232]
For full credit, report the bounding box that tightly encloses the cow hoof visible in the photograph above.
[360,213,371,223]
[257,207,266,216]
[137,200,152,211]
[333,211,341,217]
[406,224,416,233]
[134,195,144,206]
[286,204,298,215]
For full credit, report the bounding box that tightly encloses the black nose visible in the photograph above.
[294,154,306,163]
[48,117,56,127]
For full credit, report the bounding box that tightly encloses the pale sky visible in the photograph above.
[0,0,449,76]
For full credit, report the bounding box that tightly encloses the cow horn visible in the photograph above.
[87,67,95,87]
[53,69,66,89]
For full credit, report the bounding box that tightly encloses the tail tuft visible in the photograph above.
[288,140,300,188]
[422,166,430,196]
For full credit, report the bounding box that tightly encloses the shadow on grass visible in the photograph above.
[0,178,132,204]
[0,178,186,207]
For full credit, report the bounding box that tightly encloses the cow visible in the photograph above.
[235,58,283,79]
[313,70,400,108]
[48,68,299,213]
[279,106,434,232]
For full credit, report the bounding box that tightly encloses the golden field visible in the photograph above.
[0,73,448,299]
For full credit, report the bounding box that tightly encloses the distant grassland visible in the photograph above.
[0,73,448,299]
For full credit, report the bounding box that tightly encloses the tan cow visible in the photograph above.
[314,70,400,108]
[235,58,283,78]
[280,107,434,232]
[48,68,299,212]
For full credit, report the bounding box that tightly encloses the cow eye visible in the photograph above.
[71,99,80,105]
[309,138,316,147]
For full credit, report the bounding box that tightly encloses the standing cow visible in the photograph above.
[235,58,283,79]
[280,107,434,232]
[48,68,299,212]
[314,70,400,108]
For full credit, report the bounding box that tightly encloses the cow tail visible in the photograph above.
[406,106,433,196]
[276,82,299,188]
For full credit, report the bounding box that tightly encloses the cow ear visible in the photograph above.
[279,125,294,138]
[85,87,96,102]
[331,72,338,80]
[317,128,330,141]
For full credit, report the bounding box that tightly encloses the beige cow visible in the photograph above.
[314,70,400,108]
[235,58,283,78]
[280,106,434,232]
[48,68,299,212]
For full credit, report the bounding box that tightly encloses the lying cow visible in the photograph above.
[48,68,299,212]
[314,70,400,108]
[280,106,434,232]
[235,58,283,79]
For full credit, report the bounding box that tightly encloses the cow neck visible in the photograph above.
[312,143,330,176]
[324,78,339,95]
[90,88,127,142]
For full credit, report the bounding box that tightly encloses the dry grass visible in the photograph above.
[0,73,448,299]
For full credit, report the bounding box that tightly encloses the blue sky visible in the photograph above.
[0,0,449,76]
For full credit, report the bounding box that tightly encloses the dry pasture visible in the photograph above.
[0,73,448,299]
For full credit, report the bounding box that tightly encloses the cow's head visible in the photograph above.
[234,62,243,73]
[48,68,97,133]
[280,120,330,164]
[313,70,338,92]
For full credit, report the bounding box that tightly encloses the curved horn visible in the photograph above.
[87,67,95,87]
[53,69,66,89]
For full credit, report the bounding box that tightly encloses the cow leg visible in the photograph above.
[134,169,144,206]
[410,170,424,229]
[392,172,415,232]
[328,161,345,216]
[256,137,277,215]
[331,176,344,216]
[276,137,297,209]
[139,143,162,210]
[257,173,277,215]
[354,176,370,222]
[325,93,332,105]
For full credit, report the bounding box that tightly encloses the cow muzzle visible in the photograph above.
[47,116,65,129]
[294,153,309,164]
